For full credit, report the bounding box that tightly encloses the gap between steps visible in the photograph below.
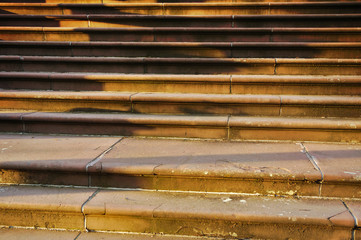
[299,142,324,197]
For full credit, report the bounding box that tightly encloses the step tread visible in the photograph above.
[1,2,361,6]
[3,26,361,32]
[0,134,358,182]
[0,228,216,240]
[0,184,359,238]
[2,40,361,47]
[0,134,360,197]
[1,90,360,105]
[3,55,361,63]
[1,72,360,83]
[2,13,361,18]
[1,111,360,129]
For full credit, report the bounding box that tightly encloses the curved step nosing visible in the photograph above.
[1,112,360,130]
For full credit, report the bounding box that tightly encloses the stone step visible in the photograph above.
[0,184,359,239]
[1,2,361,15]
[1,72,360,95]
[2,14,361,28]
[1,27,361,42]
[2,56,361,75]
[1,0,353,3]
[1,134,361,198]
[2,41,361,59]
[0,228,219,240]
[1,90,360,118]
[0,111,360,142]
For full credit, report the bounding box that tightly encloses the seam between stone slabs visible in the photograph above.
[129,92,140,113]
[229,74,233,94]
[69,41,74,58]
[81,188,101,232]
[47,72,54,91]
[342,200,358,240]
[299,143,324,197]
[226,114,231,140]
[279,95,282,116]
[74,232,81,240]
[274,58,277,75]
[86,138,124,186]
[20,112,37,133]
[85,137,124,173]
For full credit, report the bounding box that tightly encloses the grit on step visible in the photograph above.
[2,41,361,59]
[1,2,361,15]
[1,90,360,118]
[0,228,223,240]
[0,134,361,198]
[0,184,359,239]
[1,73,360,95]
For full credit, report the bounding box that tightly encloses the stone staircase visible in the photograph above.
[0,0,360,239]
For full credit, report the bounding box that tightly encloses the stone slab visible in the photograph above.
[0,185,96,230]
[0,228,223,240]
[304,143,361,198]
[84,189,354,239]
[0,134,120,185]
[0,228,79,240]
[0,134,121,172]
[94,138,320,195]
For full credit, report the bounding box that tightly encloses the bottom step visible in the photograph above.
[0,228,218,240]
[1,111,360,142]
[0,185,359,240]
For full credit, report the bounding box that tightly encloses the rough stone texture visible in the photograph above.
[0,134,120,185]
[0,228,224,240]
[304,143,361,198]
[84,189,354,239]
[0,228,79,240]
[0,185,95,230]
[92,138,320,195]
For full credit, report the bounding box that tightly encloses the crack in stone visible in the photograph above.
[327,210,348,221]
[152,164,163,175]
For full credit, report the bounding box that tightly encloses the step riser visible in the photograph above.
[2,5,361,15]
[4,0,358,3]
[1,30,361,42]
[2,17,361,28]
[2,45,361,59]
[1,169,360,199]
[2,117,360,143]
[2,59,361,75]
[1,73,360,95]
[0,201,352,240]
[1,98,360,118]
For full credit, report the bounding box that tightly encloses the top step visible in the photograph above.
[2,2,361,16]
[3,0,361,3]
